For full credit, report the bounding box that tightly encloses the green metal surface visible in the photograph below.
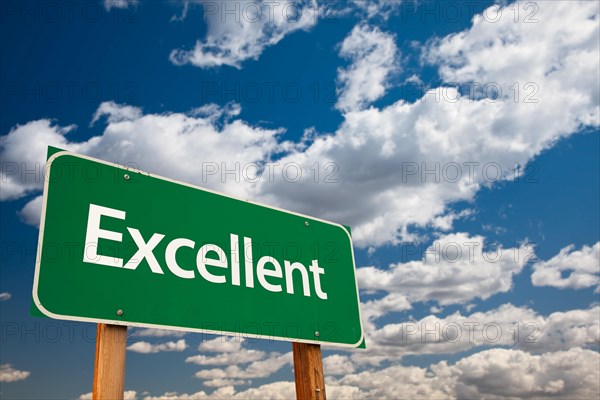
[33,150,364,347]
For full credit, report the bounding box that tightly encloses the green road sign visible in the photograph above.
[33,149,364,348]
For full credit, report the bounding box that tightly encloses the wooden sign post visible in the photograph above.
[93,324,128,400]
[293,342,327,400]
[91,328,325,400]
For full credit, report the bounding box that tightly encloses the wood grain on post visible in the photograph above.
[93,323,128,400]
[293,342,327,400]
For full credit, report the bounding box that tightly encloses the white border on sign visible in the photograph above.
[32,150,365,348]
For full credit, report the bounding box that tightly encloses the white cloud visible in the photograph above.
[127,339,187,354]
[255,1,599,247]
[323,354,355,376]
[360,293,411,325]
[0,292,11,301]
[426,1,599,130]
[2,2,598,248]
[351,0,403,20]
[143,382,294,400]
[194,352,292,381]
[0,120,80,201]
[332,362,454,399]
[357,233,532,305]
[143,381,368,399]
[79,390,137,400]
[186,349,265,366]
[198,337,244,353]
[336,24,399,112]
[91,101,143,125]
[452,348,600,399]
[532,242,600,290]
[366,304,598,359]
[1,102,284,226]
[142,389,228,400]
[132,328,187,338]
[224,382,294,399]
[170,1,318,69]
[189,102,241,121]
[430,305,443,314]
[142,347,600,399]
[335,347,600,400]
[17,195,42,227]
[521,306,600,353]
[103,0,138,12]
[203,379,248,388]
[0,364,30,382]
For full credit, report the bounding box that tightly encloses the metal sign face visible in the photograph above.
[33,150,364,348]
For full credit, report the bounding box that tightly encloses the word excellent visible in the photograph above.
[83,204,328,300]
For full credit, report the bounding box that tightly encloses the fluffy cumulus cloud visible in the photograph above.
[91,101,143,125]
[143,382,295,400]
[193,352,292,381]
[142,347,599,399]
[142,382,369,399]
[360,292,411,323]
[351,0,403,20]
[79,390,137,400]
[364,304,540,360]
[0,364,30,382]
[452,348,600,399]
[186,349,265,366]
[358,304,600,365]
[358,233,533,306]
[323,354,355,376]
[0,101,284,226]
[336,347,600,399]
[132,328,187,338]
[255,0,599,246]
[170,0,318,68]
[146,304,598,394]
[2,3,599,248]
[182,338,292,388]
[532,242,600,290]
[336,24,399,112]
[0,120,79,201]
[517,306,600,353]
[426,1,599,129]
[17,194,43,227]
[197,336,245,353]
[331,362,455,399]
[127,339,188,353]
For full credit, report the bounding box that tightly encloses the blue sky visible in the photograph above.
[1,0,599,398]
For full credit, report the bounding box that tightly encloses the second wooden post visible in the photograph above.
[292,342,327,400]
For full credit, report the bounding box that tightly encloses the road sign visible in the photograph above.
[33,148,364,347]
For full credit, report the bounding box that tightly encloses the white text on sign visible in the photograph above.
[82,204,328,300]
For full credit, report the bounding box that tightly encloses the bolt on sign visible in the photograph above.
[32,148,364,348]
